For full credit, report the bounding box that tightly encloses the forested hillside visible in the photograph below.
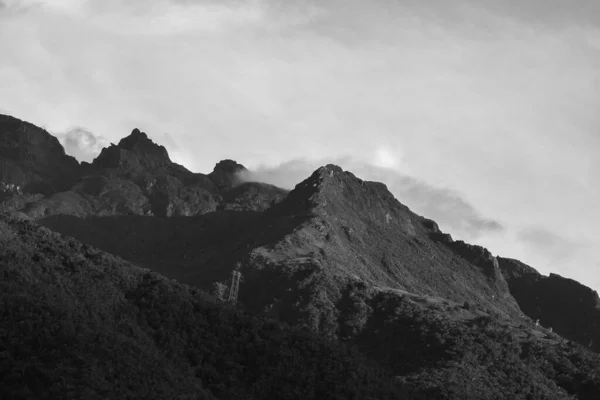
[2,214,600,399]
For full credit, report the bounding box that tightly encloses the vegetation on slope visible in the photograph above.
[0,213,403,399]
[3,214,600,398]
[38,165,524,331]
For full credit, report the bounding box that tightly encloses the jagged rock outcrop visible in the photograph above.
[498,257,600,352]
[0,114,82,194]
[208,159,247,190]
[447,241,511,297]
[0,117,287,218]
[92,128,193,182]
[421,218,454,242]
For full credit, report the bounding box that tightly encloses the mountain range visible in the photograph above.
[1,113,600,399]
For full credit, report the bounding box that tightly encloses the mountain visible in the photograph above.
[37,164,525,335]
[3,113,600,398]
[0,114,287,218]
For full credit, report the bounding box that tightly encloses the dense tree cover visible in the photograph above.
[353,293,600,399]
[2,214,600,399]
[0,215,402,399]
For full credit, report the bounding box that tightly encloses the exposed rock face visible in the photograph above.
[0,114,82,194]
[446,241,510,296]
[498,257,600,352]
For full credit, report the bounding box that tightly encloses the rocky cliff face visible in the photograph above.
[498,257,600,352]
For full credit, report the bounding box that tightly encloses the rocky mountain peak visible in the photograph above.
[0,114,81,193]
[116,128,170,160]
[208,159,247,190]
[91,128,172,173]
[212,159,246,174]
[276,164,414,231]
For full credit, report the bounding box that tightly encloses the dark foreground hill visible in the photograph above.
[3,213,600,399]
[0,213,403,399]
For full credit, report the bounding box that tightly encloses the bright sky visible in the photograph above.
[1,0,599,293]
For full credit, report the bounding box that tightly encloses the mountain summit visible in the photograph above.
[0,114,80,194]
[209,159,247,190]
[91,128,176,176]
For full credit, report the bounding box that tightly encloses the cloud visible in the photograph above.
[2,0,321,37]
[55,127,110,163]
[88,0,268,36]
[517,227,581,263]
[241,158,504,239]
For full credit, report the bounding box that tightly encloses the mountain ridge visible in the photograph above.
[2,112,599,355]
[0,113,286,218]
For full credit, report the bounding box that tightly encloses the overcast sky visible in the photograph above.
[1,0,599,293]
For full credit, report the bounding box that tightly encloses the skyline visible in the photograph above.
[1,0,598,292]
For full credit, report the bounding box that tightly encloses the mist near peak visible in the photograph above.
[237,157,504,240]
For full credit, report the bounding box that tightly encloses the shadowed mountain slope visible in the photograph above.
[3,213,600,399]
[498,257,600,353]
[0,213,405,399]
[0,115,81,194]
[0,114,287,218]
[40,164,524,338]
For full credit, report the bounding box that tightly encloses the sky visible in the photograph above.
[0,0,599,293]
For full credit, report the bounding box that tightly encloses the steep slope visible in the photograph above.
[247,165,522,323]
[0,114,81,194]
[498,257,600,352]
[0,115,287,217]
